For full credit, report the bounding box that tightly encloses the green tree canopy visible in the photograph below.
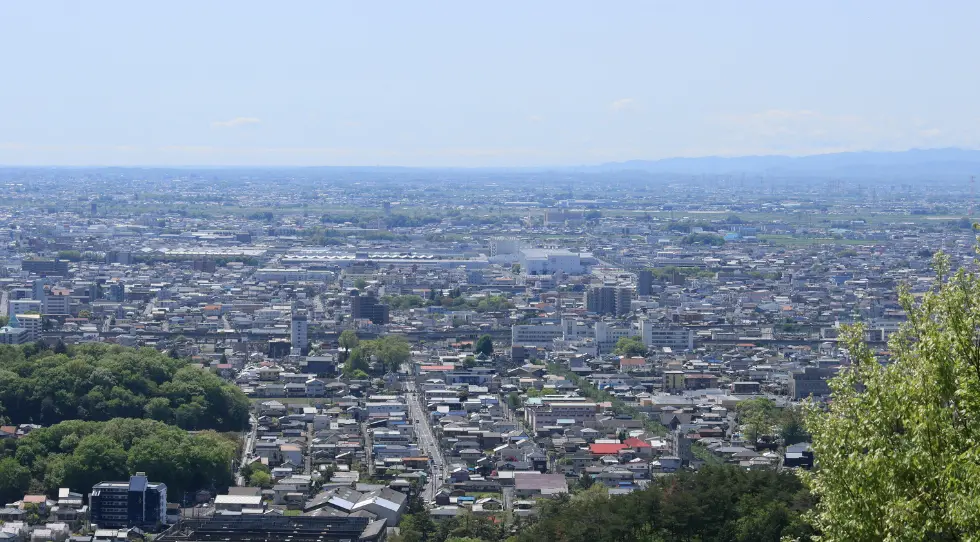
[736,397,777,444]
[338,330,359,352]
[6,418,237,499]
[474,335,493,356]
[0,343,249,431]
[805,252,980,540]
[613,336,647,357]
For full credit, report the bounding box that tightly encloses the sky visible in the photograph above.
[1,1,979,167]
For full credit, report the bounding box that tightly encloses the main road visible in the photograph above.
[404,380,445,502]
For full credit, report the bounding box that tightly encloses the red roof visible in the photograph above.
[624,437,652,449]
[619,357,646,366]
[589,443,627,455]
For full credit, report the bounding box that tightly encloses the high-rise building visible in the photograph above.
[90,473,167,530]
[350,292,390,325]
[291,311,309,353]
[637,269,653,296]
[108,282,125,302]
[586,286,632,316]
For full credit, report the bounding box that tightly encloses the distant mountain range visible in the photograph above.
[588,148,980,178]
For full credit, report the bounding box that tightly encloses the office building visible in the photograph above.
[511,323,563,347]
[585,286,631,316]
[43,291,71,315]
[639,320,694,351]
[9,299,42,316]
[637,269,653,296]
[22,259,69,277]
[90,473,167,530]
[291,311,309,352]
[350,292,389,325]
[16,313,42,341]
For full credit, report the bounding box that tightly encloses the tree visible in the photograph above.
[474,335,493,356]
[804,252,980,540]
[778,404,809,446]
[613,336,647,357]
[373,335,411,373]
[339,330,359,353]
[249,470,272,488]
[0,457,31,504]
[354,278,368,290]
[462,355,476,369]
[736,397,777,445]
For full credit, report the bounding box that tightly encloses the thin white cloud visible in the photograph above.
[920,128,942,138]
[211,117,262,128]
[610,98,635,112]
[528,115,544,122]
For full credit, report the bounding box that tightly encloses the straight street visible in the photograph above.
[404,380,444,502]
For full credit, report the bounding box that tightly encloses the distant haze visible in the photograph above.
[1,1,979,167]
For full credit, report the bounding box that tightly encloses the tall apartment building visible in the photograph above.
[637,269,653,296]
[90,473,167,530]
[350,292,390,325]
[585,286,632,316]
[291,311,309,352]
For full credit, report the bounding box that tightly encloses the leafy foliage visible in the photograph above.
[515,467,813,542]
[474,335,494,356]
[0,343,250,431]
[613,336,648,357]
[344,335,412,375]
[6,418,237,499]
[805,252,980,539]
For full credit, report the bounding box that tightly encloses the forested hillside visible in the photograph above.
[0,343,250,431]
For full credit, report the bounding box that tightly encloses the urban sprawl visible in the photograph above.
[0,167,974,542]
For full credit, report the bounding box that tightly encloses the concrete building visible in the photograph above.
[89,474,167,531]
[350,292,389,325]
[789,367,833,400]
[43,291,70,316]
[586,286,631,316]
[639,320,694,351]
[16,313,42,341]
[291,311,309,353]
[518,249,583,275]
[637,269,653,296]
[511,323,563,347]
[489,237,520,258]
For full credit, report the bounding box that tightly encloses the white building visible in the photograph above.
[489,237,520,257]
[511,323,563,347]
[519,249,583,275]
[16,313,42,341]
[640,320,694,350]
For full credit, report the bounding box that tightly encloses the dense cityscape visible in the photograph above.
[0,160,978,541]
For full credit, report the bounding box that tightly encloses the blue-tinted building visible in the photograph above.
[89,473,167,530]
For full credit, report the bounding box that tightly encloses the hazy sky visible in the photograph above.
[1,1,978,167]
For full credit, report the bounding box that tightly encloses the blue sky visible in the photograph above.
[1,1,978,167]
